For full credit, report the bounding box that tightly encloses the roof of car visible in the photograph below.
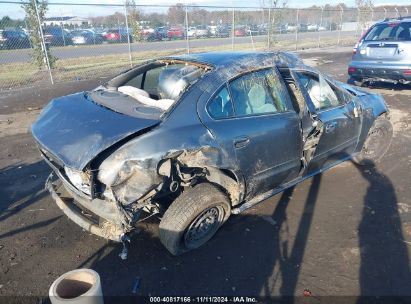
[167,51,296,69]
[380,16,411,23]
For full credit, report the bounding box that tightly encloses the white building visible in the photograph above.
[43,16,91,27]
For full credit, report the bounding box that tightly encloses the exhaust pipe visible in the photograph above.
[49,269,103,304]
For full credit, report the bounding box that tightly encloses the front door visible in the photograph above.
[292,70,362,174]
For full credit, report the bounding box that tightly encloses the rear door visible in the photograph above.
[356,21,411,63]
[198,68,303,199]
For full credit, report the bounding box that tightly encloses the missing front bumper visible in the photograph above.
[46,173,124,242]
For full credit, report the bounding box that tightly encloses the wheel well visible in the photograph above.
[158,159,243,206]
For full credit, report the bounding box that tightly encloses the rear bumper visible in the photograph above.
[46,172,124,242]
[348,61,411,82]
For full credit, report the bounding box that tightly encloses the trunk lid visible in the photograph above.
[32,91,161,170]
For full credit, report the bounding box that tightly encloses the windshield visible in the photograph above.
[364,22,411,41]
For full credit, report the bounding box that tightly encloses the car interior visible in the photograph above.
[107,61,208,111]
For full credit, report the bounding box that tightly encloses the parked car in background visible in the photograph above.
[234,26,247,37]
[143,27,164,41]
[155,26,168,40]
[195,25,209,38]
[285,23,299,32]
[32,51,392,256]
[307,23,319,31]
[299,23,308,32]
[246,25,260,36]
[318,24,327,31]
[348,17,411,86]
[187,26,197,38]
[71,30,104,45]
[104,29,133,43]
[208,25,230,38]
[273,23,287,33]
[0,29,31,49]
[167,27,185,39]
[44,27,72,46]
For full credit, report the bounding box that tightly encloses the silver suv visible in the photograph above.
[348,17,411,86]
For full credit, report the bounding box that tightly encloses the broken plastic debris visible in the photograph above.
[119,234,131,260]
[303,289,312,297]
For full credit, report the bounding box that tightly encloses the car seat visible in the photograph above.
[247,84,277,114]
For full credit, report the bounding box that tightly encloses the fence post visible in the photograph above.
[185,4,190,54]
[337,5,343,46]
[383,8,387,19]
[231,3,235,50]
[124,3,132,68]
[60,14,66,46]
[34,0,53,84]
[395,7,399,17]
[318,6,323,48]
[295,8,299,51]
[267,6,271,50]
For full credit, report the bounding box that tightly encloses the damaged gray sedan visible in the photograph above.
[32,52,393,255]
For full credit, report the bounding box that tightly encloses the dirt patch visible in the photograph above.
[0,109,41,138]
[389,108,410,137]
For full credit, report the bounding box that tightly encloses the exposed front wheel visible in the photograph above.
[159,183,231,255]
[353,115,393,165]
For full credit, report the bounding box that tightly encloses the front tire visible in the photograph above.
[353,115,393,165]
[159,183,231,255]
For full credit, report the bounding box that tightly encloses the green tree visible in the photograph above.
[126,0,143,42]
[22,0,56,69]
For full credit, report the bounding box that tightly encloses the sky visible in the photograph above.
[1,0,410,19]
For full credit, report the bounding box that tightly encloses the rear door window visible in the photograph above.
[207,86,234,119]
[229,69,289,117]
[364,22,411,41]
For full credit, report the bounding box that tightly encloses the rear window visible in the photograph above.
[364,22,411,41]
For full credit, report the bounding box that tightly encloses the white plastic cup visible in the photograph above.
[49,269,103,304]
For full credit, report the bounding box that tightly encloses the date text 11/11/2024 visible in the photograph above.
[149,296,258,303]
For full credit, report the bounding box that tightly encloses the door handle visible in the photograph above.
[325,122,337,133]
[234,136,250,149]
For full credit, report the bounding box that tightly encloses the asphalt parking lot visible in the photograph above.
[0,46,410,301]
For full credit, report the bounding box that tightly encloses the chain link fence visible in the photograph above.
[0,1,409,91]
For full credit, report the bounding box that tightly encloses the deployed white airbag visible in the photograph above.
[118,86,174,111]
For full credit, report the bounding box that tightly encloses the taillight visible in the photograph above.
[352,42,359,54]
[403,70,411,75]
[348,67,356,74]
[353,26,373,55]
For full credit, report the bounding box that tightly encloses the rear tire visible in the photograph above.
[353,115,393,165]
[159,183,231,255]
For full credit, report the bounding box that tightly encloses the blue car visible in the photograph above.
[32,51,392,255]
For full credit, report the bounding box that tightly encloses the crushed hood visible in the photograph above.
[31,92,160,170]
